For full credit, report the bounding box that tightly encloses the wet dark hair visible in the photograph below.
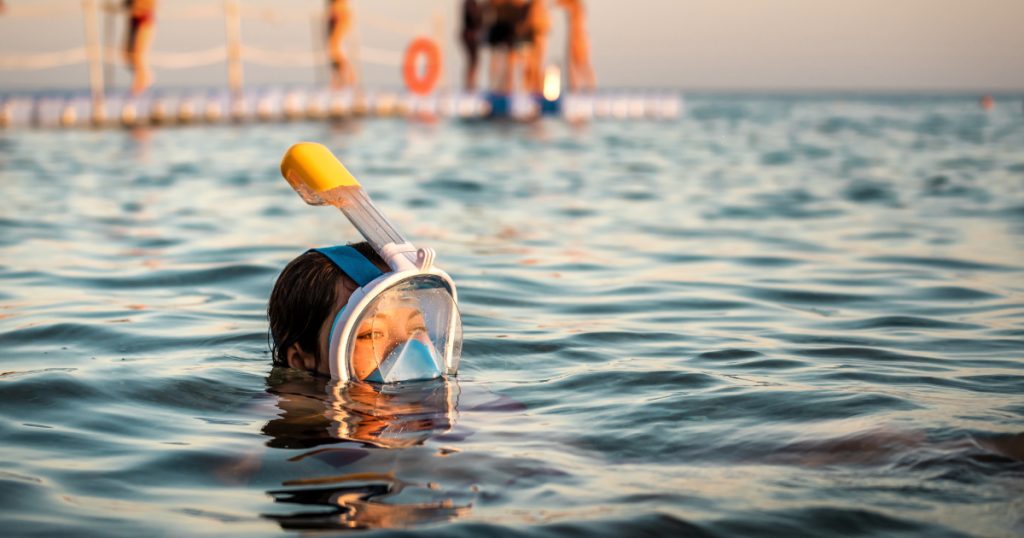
[268,241,388,367]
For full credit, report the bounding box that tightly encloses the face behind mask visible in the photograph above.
[327,269,461,384]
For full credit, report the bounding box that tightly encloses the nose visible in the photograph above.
[380,337,401,362]
[382,327,411,358]
[380,328,431,362]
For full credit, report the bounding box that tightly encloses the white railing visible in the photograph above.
[0,2,421,78]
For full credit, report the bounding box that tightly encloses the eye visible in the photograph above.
[357,330,386,341]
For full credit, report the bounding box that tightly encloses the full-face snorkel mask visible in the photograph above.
[280,142,462,383]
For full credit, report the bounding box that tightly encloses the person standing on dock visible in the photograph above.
[326,0,356,89]
[460,0,484,92]
[557,0,594,92]
[487,0,530,94]
[124,0,157,96]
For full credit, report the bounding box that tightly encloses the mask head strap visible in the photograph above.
[310,245,384,287]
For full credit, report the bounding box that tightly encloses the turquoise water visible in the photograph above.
[1,95,1023,537]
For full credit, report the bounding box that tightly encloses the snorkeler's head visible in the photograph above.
[273,142,462,383]
[268,241,387,375]
[268,241,460,383]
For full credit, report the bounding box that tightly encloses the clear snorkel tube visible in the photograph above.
[281,142,423,273]
[280,142,461,382]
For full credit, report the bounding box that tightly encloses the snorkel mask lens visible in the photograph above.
[351,275,462,384]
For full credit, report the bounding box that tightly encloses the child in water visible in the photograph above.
[269,143,462,384]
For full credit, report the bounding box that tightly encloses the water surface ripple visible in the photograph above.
[1,95,1023,537]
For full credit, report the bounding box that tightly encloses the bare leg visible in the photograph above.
[337,51,356,88]
[330,67,341,90]
[567,58,579,93]
[532,35,548,93]
[579,55,595,92]
[131,24,155,96]
[489,48,503,92]
[504,49,518,94]
[464,43,479,92]
[328,27,345,89]
[520,43,534,93]
[466,60,478,92]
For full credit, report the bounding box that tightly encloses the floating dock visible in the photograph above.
[0,89,683,130]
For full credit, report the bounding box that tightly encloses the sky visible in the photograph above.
[0,0,1022,93]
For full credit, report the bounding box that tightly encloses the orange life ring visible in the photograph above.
[403,37,441,95]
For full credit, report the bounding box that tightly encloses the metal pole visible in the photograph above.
[102,1,115,91]
[81,0,106,124]
[223,0,244,99]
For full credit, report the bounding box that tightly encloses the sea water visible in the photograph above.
[0,95,1022,537]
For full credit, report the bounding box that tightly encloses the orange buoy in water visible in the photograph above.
[403,37,442,96]
[980,95,995,111]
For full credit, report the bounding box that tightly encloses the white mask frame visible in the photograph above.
[323,253,461,382]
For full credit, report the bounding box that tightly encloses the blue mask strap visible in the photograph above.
[310,245,384,286]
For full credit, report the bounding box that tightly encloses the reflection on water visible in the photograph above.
[267,476,468,531]
[261,369,468,530]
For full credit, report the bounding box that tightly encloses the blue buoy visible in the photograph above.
[536,93,560,116]
[485,92,511,119]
